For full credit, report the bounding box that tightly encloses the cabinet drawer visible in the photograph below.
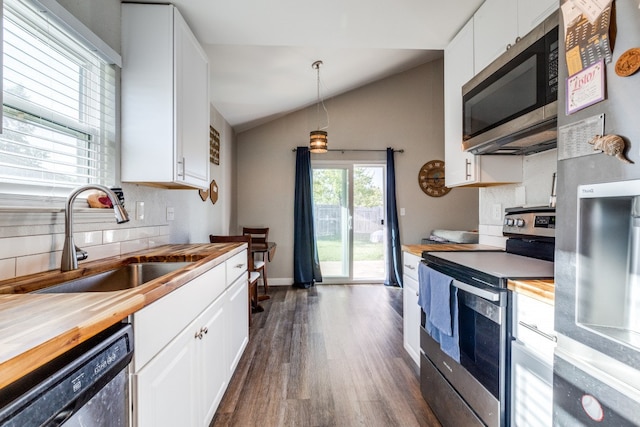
[512,291,556,358]
[403,251,421,281]
[226,250,247,286]
[133,264,225,371]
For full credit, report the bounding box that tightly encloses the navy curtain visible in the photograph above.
[293,147,322,289]
[385,147,403,287]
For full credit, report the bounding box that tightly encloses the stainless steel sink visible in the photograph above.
[35,262,193,293]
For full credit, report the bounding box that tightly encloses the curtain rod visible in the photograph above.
[292,148,404,153]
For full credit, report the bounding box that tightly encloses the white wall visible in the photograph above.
[236,60,479,284]
[0,0,235,281]
[478,149,557,247]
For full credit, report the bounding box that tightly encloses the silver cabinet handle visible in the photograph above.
[177,157,186,178]
[465,159,472,180]
[195,326,209,340]
[235,263,245,269]
[404,264,416,270]
[518,321,557,342]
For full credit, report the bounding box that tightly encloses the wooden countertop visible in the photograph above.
[0,243,245,389]
[508,279,555,305]
[402,243,502,257]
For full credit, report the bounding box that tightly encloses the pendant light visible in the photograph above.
[309,60,328,153]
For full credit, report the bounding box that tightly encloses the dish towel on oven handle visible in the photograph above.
[418,263,460,362]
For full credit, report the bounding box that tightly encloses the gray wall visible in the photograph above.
[236,60,479,284]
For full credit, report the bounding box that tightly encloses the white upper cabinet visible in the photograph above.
[444,18,522,187]
[444,0,558,187]
[474,0,558,73]
[518,0,559,39]
[473,0,518,73]
[121,4,210,189]
[444,19,477,186]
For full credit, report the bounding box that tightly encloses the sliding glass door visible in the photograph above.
[312,162,385,282]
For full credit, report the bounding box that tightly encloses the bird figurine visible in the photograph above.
[587,134,633,164]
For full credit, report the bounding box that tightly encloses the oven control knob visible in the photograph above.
[505,218,515,226]
[516,218,525,227]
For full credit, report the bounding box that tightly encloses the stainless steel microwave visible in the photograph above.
[462,11,559,155]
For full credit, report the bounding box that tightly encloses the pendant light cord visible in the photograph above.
[316,63,321,131]
[313,60,329,132]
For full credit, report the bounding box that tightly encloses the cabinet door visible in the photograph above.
[444,18,476,187]
[444,17,524,187]
[121,4,174,185]
[174,10,210,188]
[121,4,209,190]
[226,275,249,376]
[403,274,420,366]
[134,325,198,427]
[517,0,558,38]
[198,296,228,426]
[473,0,518,73]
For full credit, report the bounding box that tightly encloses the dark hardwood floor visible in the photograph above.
[211,285,441,427]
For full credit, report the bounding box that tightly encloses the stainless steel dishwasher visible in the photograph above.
[0,323,133,427]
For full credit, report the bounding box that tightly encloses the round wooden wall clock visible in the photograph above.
[418,160,451,197]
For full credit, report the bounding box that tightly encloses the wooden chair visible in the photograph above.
[209,235,261,324]
[242,227,269,296]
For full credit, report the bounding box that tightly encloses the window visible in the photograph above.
[0,0,117,197]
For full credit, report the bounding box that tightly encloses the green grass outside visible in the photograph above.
[317,238,384,261]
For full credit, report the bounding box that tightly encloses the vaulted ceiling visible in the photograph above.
[128,0,484,132]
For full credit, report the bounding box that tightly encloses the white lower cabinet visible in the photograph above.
[198,296,228,425]
[134,315,200,427]
[402,251,421,366]
[132,252,249,427]
[226,274,249,377]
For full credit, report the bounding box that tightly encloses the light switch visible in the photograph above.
[400,208,406,216]
[166,207,175,221]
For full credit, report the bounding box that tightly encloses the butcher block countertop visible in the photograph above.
[402,243,502,257]
[0,243,245,389]
[508,279,555,305]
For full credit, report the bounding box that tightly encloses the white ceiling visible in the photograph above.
[129,0,484,132]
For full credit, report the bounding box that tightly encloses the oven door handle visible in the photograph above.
[452,280,500,302]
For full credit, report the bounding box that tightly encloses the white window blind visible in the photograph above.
[0,0,117,196]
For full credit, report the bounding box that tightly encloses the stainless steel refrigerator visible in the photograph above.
[554,0,640,425]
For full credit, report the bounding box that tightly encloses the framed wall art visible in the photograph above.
[210,126,220,165]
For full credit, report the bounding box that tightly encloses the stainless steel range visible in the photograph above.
[418,207,555,426]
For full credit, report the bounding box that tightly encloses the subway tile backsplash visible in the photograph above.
[0,210,171,280]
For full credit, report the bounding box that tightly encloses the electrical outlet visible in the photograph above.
[492,203,502,221]
[135,201,145,221]
[400,208,406,216]
[166,207,175,221]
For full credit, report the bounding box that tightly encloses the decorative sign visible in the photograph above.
[199,187,209,202]
[210,126,220,165]
[209,179,219,205]
[566,60,605,115]
[418,160,451,197]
